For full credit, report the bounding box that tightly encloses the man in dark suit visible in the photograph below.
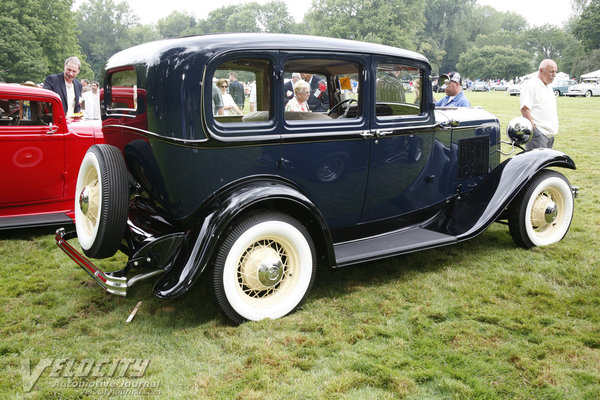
[228,72,245,111]
[43,56,83,116]
[301,73,329,112]
[284,72,302,106]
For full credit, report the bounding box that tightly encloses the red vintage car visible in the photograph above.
[0,83,103,229]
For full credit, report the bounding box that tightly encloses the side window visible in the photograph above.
[107,69,138,115]
[283,58,360,122]
[0,98,52,126]
[213,58,271,124]
[376,64,422,117]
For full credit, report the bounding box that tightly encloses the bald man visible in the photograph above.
[520,59,559,149]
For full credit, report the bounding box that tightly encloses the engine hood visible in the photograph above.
[434,106,499,128]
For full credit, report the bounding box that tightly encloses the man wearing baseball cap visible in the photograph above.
[435,71,471,108]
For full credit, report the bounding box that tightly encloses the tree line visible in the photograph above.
[1,0,599,84]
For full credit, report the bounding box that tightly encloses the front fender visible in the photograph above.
[153,179,332,299]
[426,148,575,239]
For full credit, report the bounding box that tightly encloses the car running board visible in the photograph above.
[0,213,73,230]
[334,227,456,267]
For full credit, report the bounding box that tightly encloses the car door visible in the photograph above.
[278,53,370,231]
[0,95,66,204]
[360,59,442,223]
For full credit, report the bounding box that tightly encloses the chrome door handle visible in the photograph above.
[46,124,59,135]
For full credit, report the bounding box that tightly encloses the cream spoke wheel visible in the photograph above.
[530,190,561,234]
[211,212,316,324]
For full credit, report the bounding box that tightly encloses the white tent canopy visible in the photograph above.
[581,69,600,80]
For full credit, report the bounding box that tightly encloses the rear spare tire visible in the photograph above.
[75,144,129,258]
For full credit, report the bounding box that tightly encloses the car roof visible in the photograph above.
[105,33,430,70]
[0,82,61,101]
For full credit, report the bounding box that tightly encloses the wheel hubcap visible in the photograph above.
[544,202,558,223]
[78,176,100,233]
[258,258,284,286]
[531,191,559,232]
[79,186,90,215]
[238,242,288,296]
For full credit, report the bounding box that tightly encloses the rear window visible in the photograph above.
[212,58,272,125]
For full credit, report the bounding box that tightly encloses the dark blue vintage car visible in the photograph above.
[56,34,576,324]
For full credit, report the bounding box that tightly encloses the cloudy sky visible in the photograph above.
[118,0,573,27]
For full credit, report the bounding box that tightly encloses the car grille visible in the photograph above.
[457,136,489,178]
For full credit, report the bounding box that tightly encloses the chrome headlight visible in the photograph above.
[507,117,533,145]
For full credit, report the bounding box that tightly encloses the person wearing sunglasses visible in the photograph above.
[216,78,242,115]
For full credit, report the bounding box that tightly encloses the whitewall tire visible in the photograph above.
[75,145,129,258]
[211,212,316,324]
[508,170,574,248]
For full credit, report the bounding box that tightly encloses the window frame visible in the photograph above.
[205,51,280,141]
[371,56,434,130]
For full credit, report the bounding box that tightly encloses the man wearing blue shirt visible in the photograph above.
[435,71,471,108]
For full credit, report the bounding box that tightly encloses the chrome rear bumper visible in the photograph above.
[55,228,166,296]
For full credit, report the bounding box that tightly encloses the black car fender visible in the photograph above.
[153,178,334,299]
[425,148,575,239]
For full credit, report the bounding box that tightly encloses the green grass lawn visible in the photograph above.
[2,92,599,399]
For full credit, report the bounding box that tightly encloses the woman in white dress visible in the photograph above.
[217,79,242,115]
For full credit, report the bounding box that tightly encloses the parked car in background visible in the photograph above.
[0,83,103,230]
[56,33,576,325]
[508,83,522,96]
[565,79,600,97]
[471,81,490,92]
[551,79,577,96]
[490,81,508,91]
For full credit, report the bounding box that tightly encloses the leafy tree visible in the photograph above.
[304,0,424,50]
[0,16,47,82]
[524,25,572,65]
[572,0,593,14]
[422,0,475,73]
[474,31,527,50]
[500,12,528,33]
[197,1,296,34]
[257,1,297,33]
[127,24,162,45]
[574,0,600,51]
[467,6,505,39]
[76,0,140,78]
[568,49,600,78]
[0,0,87,83]
[157,11,197,38]
[457,45,531,80]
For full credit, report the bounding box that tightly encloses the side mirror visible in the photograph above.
[506,117,532,145]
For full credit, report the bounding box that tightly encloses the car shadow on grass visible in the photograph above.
[0,222,520,328]
[0,224,71,240]
[310,225,518,301]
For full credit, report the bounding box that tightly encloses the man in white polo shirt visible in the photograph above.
[520,59,559,149]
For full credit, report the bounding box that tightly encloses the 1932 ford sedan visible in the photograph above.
[56,34,576,324]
